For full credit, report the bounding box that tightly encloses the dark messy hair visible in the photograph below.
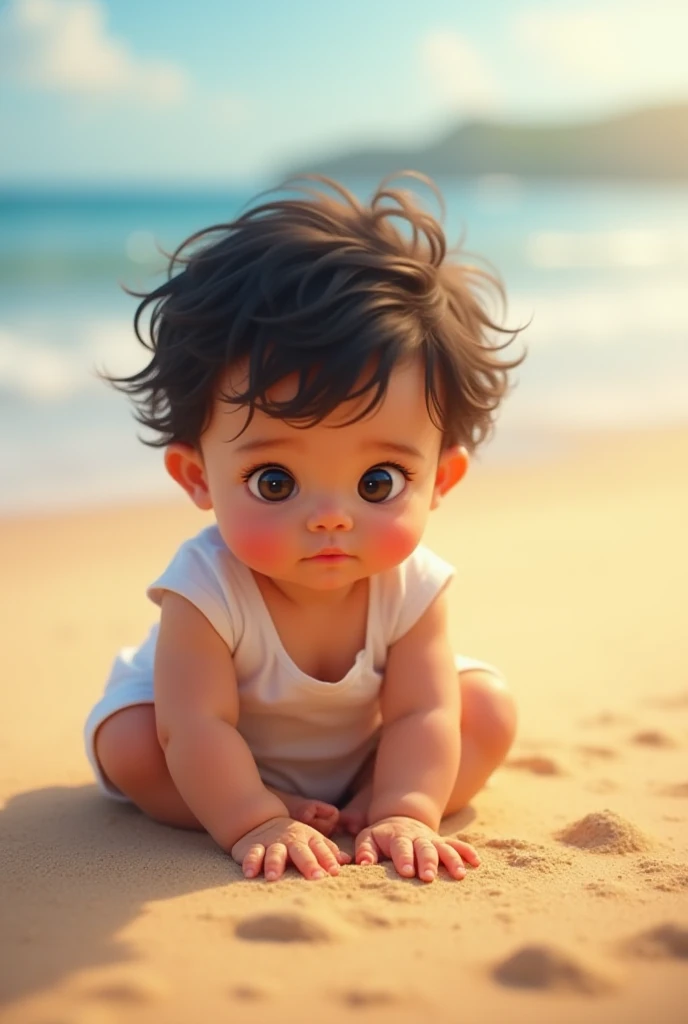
[104,173,525,451]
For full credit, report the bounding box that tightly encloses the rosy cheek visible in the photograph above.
[231,519,287,570]
[368,516,419,567]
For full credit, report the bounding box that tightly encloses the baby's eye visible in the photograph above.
[358,465,407,504]
[246,466,297,502]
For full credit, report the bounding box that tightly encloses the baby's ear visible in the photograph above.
[431,446,469,509]
[164,444,213,511]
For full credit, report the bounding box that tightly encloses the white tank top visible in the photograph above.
[144,525,455,803]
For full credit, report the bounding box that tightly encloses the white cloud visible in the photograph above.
[419,30,502,117]
[0,0,188,105]
[514,6,688,89]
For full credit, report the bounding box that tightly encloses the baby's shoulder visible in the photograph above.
[154,523,246,585]
[378,543,455,592]
[147,525,253,650]
[375,544,456,647]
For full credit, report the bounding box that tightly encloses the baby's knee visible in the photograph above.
[95,704,167,797]
[460,668,518,757]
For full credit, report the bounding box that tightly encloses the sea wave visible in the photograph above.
[526,228,688,269]
[0,319,146,401]
[508,280,687,348]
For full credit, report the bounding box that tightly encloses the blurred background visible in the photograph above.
[1,0,687,514]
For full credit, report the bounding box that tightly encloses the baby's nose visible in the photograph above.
[306,503,354,532]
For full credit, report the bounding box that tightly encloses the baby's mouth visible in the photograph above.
[306,548,351,560]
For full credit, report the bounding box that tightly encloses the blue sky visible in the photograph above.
[1,0,687,186]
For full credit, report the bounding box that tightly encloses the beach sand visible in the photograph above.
[1,426,687,1023]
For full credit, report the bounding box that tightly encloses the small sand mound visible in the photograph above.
[555,809,652,854]
[235,909,351,943]
[493,944,614,994]
[624,922,688,960]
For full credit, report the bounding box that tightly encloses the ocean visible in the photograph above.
[1,178,687,515]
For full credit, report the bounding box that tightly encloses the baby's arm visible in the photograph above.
[357,590,479,880]
[155,593,349,879]
[368,590,460,829]
[154,592,289,850]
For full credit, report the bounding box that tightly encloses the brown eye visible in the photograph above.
[247,467,297,502]
[358,466,406,503]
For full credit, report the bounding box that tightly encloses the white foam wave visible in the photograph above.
[527,229,688,269]
[503,377,688,432]
[508,280,687,349]
[0,329,83,400]
[0,319,146,402]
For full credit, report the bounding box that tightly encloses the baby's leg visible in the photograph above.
[95,705,339,835]
[443,666,517,815]
[339,666,517,830]
[95,705,202,829]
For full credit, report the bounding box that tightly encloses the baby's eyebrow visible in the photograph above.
[233,438,424,459]
[365,442,424,460]
[234,437,300,454]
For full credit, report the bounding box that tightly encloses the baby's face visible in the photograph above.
[175,357,465,595]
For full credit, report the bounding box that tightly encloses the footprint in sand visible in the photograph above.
[483,837,572,873]
[555,810,654,855]
[339,987,403,1007]
[505,755,565,776]
[231,982,278,1001]
[644,690,688,711]
[635,859,688,892]
[80,969,169,1006]
[347,907,425,929]
[234,908,353,943]
[621,922,688,960]
[492,944,616,994]
[576,744,618,760]
[585,778,620,794]
[653,781,688,798]
[584,880,630,899]
[580,711,634,728]
[630,729,678,749]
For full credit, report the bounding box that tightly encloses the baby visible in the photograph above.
[85,174,523,884]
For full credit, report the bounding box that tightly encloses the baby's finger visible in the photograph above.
[390,836,415,877]
[437,842,467,880]
[242,844,266,879]
[355,833,379,866]
[263,842,288,881]
[309,837,341,876]
[288,840,327,880]
[413,839,439,883]
[447,839,481,868]
[324,837,352,864]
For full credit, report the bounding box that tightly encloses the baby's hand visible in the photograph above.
[355,816,480,882]
[231,816,351,881]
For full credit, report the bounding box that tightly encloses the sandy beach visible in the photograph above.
[1,425,687,1024]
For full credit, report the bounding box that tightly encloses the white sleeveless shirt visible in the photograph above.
[89,525,455,804]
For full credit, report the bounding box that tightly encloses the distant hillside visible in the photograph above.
[285,103,688,181]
